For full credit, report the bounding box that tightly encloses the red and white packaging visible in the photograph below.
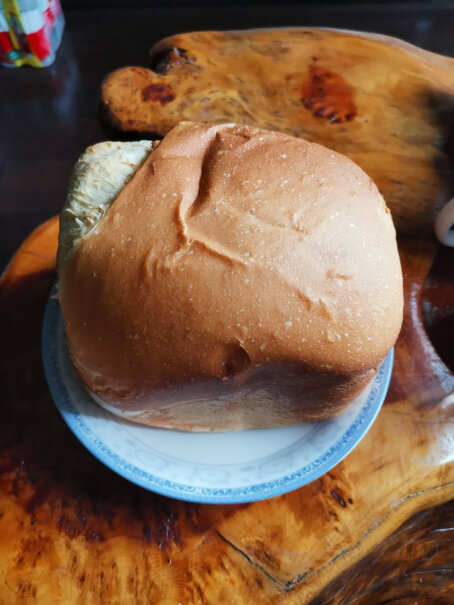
[1,0,64,67]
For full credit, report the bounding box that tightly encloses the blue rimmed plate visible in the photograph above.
[42,292,392,504]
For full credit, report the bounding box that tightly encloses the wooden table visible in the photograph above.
[2,3,454,268]
[1,6,454,604]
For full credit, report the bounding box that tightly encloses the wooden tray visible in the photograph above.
[1,28,454,603]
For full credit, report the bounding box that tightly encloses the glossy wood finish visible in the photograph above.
[2,3,454,269]
[1,12,454,605]
[1,218,453,604]
[101,28,454,237]
[312,498,454,604]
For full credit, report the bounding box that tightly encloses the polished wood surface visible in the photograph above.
[101,28,454,237]
[2,3,454,269]
[1,11,454,605]
[312,498,454,604]
[0,217,453,604]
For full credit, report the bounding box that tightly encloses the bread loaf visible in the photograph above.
[58,122,403,431]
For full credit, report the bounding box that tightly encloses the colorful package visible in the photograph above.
[0,0,64,67]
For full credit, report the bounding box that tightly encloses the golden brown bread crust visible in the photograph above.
[58,122,403,431]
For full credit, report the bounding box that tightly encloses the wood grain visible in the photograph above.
[0,222,453,604]
[101,28,454,236]
[312,498,454,604]
[1,27,454,604]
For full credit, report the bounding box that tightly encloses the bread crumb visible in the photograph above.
[326,330,341,343]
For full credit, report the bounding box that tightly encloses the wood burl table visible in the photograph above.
[1,7,454,604]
